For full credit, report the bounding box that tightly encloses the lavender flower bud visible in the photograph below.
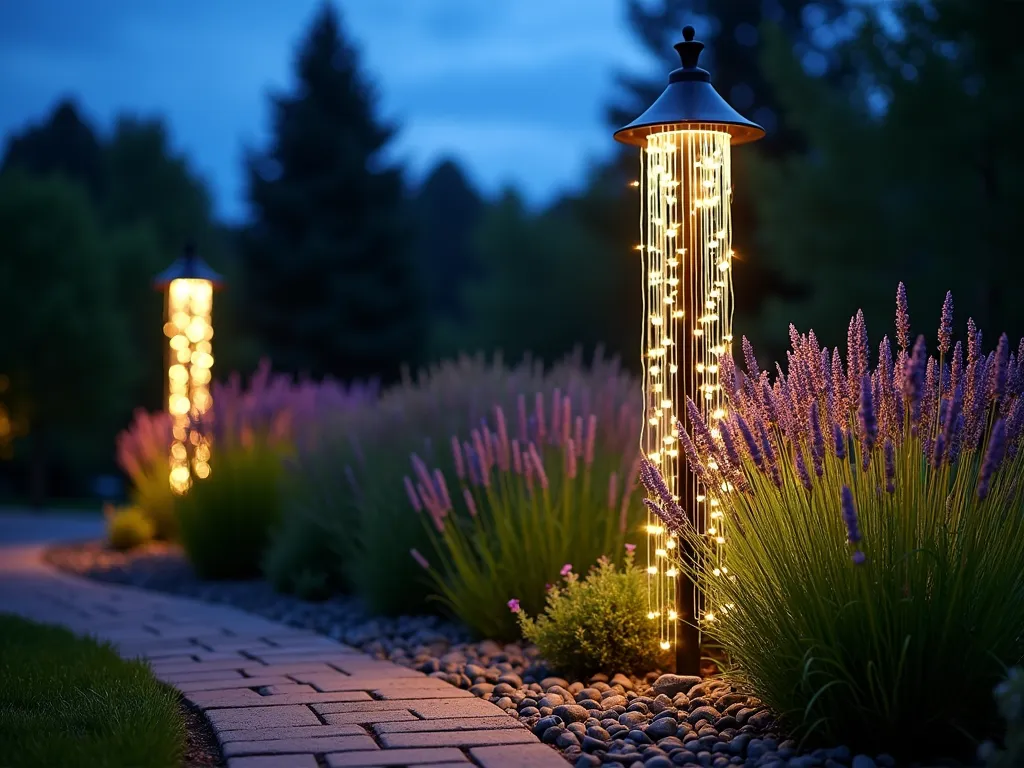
[736,414,763,468]
[534,392,546,443]
[564,439,577,479]
[852,550,867,565]
[451,436,465,480]
[884,438,895,493]
[896,282,910,350]
[528,442,548,490]
[977,419,1007,500]
[833,423,846,460]
[758,421,782,487]
[403,476,422,512]
[848,310,869,401]
[967,318,981,371]
[938,291,953,354]
[462,487,478,518]
[831,348,846,419]
[761,380,779,425]
[947,413,965,465]
[951,341,963,396]
[719,352,737,400]
[743,336,760,378]
[795,447,812,491]
[841,485,861,543]
[903,336,928,425]
[719,420,742,468]
[992,333,1009,398]
[517,393,528,443]
[859,374,877,464]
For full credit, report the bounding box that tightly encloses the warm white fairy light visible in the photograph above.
[639,126,734,653]
[165,278,215,493]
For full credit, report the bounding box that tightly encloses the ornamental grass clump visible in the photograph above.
[514,547,662,679]
[405,385,644,640]
[643,284,1024,759]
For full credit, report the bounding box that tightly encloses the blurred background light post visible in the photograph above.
[154,244,222,494]
[614,25,763,674]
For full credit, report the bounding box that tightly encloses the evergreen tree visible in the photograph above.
[748,0,1024,349]
[0,172,133,505]
[240,3,423,382]
[413,158,483,325]
[1,99,105,198]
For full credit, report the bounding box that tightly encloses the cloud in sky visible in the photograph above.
[0,0,657,221]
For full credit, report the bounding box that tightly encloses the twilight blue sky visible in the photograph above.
[0,0,656,222]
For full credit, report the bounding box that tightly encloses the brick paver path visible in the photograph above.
[0,513,567,768]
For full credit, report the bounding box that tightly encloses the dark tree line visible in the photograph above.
[4,0,1023,502]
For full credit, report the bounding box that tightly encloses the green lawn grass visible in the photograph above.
[0,614,186,768]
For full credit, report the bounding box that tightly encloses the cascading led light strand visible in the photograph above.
[154,245,223,495]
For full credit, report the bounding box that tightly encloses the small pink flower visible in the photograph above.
[625,543,636,554]
[507,598,521,613]
[560,563,573,577]
[545,583,553,591]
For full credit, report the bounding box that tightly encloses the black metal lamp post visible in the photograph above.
[614,26,764,674]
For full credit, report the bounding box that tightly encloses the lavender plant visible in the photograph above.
[404,387,644,640]
[281,350,639,617]
[179,360,374,580]
[643,285,1024,758]
[116,409,176,539]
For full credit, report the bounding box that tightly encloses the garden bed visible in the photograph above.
[49,540,914,768]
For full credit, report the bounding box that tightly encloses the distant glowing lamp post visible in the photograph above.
[154,244,222,494]
[614,26,764,673]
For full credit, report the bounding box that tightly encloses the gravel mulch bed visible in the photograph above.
[49,542,958,768]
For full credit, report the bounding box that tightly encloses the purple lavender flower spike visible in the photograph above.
[848,310,869,400]
[951,341,964,398]
[948,413,965,465]
[640,457,675,508]
[967,318,981,370]
[1005,400,1023,459]
[686,399,716,457]
[517,394,528,443]
[462,487,478,518]
[859,374,877,463]
[743,336,760,378]
[551,388,562,445]
[736,414,763,468]
[978,420,1007,500]
[931,432,946,470]
[451,436,465,480]
[719,352,737,400]
[921,357,938,443]
[565,439,578,479]
[904,336,928,426]
[495,406,511,471]
[939,291,954,354]
[678,428,710,484]
[841,485,861,543]
[719,420,742,469]
[884,438,896,493]
[512,439,522,474]
[528,442,549,490]
[831,348,846,417]
[852,550,867,565]
[535,392,546,443]
[833,423,846,460]
[896,282,910,350]
[761,380,779,426]
[403,476,422,512]
[584,414,597,465]
[758,421,782,487]
[795,447,812,491]
[992,333,1009,398]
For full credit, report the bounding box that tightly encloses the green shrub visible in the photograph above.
[105,504,155,552]
[645,285,1024,759]
[405,383,644,640]
[263,481,348,600]
[175,443,285,579]
[516,549,663,678]
[981,668,1024,767]
[116,410,177,540]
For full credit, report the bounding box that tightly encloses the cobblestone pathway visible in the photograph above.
[0,514,566,768]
